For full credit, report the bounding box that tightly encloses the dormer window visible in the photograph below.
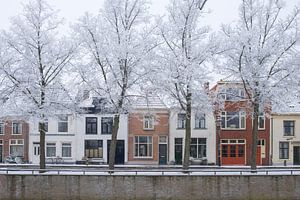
[144,114,154,130]
[220,87,245,101]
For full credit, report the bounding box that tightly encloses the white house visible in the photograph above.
[169,109,216,165]
[29,96,128,165]
[271,103,300,165]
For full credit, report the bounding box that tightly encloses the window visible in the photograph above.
[238,145,244,157]
[195,113,206,129]
[134,136,152,158]
[85,140,103,158]
[46,143,56,157]
[221,110,246,129]
[230,145,236,157]
[101,117,113,134]
[177,113,186,129]
[12,122,22,134]
[10,139,24,156]
[222,145,228,157]
[86,117,97,134]
[144,114,154,130]
[279,142,289,159]
[0,122,4,134]
[33,142,40,156]
[258,113,265,129]
[62,143,72,158]
[221,87,245,101]
[283,121,295,136]
[44,119,48,132]
[190,138,206,158]
[58,116,68,132]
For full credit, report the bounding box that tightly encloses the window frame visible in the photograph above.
[9,139,24,157]
[177,113,186,129]
[101,117,113,135]
[283,120,295,136]
[134,136,153,158]
[0,122,4,135]
[279,142,289,159]
[61,143,72,158]
[84,140,103,158]
[195,113,206,129]
[46,143,56,157]
[57,116,68,133]
[86,117,98,135]
[221,110,246,129]
[190,138,207,159]
[143,114,154,130]
[12,122,22,135]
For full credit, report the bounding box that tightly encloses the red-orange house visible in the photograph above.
[211,81,270,166]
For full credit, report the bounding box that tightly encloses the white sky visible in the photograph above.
[0,0,298,32]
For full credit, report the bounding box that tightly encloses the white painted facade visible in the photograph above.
[169,109,216,164]
[29,114,128,164]
[271,113,300,165]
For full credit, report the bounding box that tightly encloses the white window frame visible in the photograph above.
[195,113,206,129]
[0,122,4,135]
[58,115,68,132]
[252,113,265,130]
[134,136,153,158]
[61,143,72,158]
[221,110,246,129]
[12,122,22,135]
[46,143,56,157]
[9,139,24,156]
[177,113,186,129]
[220,87,245,101]
[143,114,154,130]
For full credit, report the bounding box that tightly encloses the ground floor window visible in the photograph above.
[62,143,72,158]
[10,139,24,157]
[221,140,245,159]
[279,142,289,159]
[190,138,206,158]
[85,140,103,158]
[134,136,152,158]
[46,143,56,157]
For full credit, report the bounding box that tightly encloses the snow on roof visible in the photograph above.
[272,101,300,115]
[133,95,167,109]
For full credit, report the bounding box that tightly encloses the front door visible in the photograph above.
[174,138,183,164]
[32,143,40,164]
[293,146,300,165]
[0,145,2,163]
[159,144,167,165]
[107,140,125,165]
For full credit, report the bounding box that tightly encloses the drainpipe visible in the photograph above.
[270,117,273,166]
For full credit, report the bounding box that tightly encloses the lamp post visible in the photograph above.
[216,116,222,167]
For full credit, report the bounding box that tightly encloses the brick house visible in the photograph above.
[127,97,169,165]
[212,81,270,166]
[0,119,29,163]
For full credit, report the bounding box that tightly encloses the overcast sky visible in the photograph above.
[0,0,298,32]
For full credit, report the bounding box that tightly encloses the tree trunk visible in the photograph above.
[39,122,46,170]
[183,91,192,171]
[250,102,259,171]
[108,114,120,170]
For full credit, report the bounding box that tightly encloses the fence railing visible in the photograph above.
[1,168,300,176]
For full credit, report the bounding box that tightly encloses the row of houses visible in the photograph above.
[0,81,299,166]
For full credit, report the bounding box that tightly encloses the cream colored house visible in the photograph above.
[271,104,300,165]
[169,109,216,165]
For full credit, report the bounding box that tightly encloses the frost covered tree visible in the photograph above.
[73,0,156,170]
[220,0,300,170]
[0,0,75,170]
[153,0,217,170]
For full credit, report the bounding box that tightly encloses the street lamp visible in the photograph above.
[216,116,222,167]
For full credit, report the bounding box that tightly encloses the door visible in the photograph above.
[0,145,2,163]
[221,144,245,165]
[107,140,125,164]
[256,146,262,165]
[159,144,167,165]
[32,143,40,164]
[174,138,183,164]
[293,146,300,165]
